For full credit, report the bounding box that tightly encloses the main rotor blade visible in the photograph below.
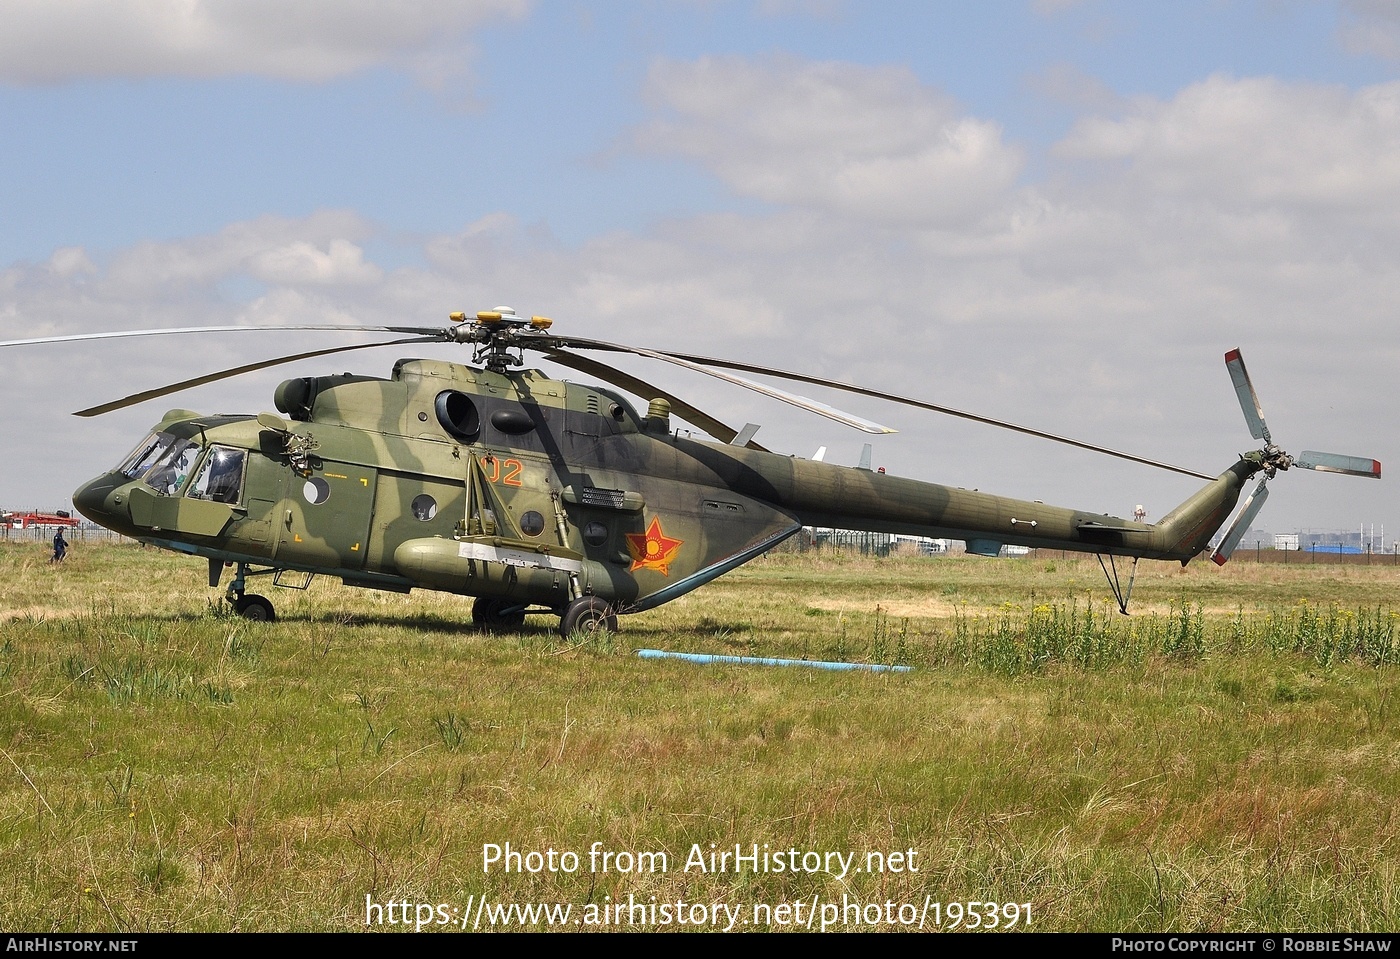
[528,333,896,435]
[540,348,767,451]
[538,337,1214,481]
[1295,451,1382,478]
[1224,348,1271,445]
[0,323,446,349]
[73,336,443,417]
[1210,477,1270,566]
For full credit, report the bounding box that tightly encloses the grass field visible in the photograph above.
[2,539,1399,932]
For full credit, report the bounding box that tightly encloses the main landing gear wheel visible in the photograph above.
[233,594,276,622]
[559,596,617,638]
[472,596,527,630]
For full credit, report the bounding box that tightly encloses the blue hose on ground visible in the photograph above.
[636,649,912,673]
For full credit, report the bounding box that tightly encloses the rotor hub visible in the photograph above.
[1259,444,1294,478]
[451,307,556,371]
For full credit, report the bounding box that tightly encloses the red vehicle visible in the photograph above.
[4,510,81,529]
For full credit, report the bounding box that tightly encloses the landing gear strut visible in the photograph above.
[1096,553,1140,615]
[224,562,277,622]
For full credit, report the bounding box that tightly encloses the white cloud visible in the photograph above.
[1056,75,1400,218]
[0,0,528,84]
[47,248,97,278]
[635,55,1024,228]
[0,210,380,343]
[102,211,377,295]
[247,239,382,286]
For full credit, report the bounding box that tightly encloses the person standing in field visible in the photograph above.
[51,528,67,564]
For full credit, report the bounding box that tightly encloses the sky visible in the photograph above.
[1,0,1397,547]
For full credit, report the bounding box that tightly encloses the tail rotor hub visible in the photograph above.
[1259,444,1294,478]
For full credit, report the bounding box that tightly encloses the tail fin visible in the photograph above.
[1152,458,1258,561]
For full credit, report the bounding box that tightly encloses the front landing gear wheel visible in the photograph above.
[472,596,527,631]
[559,596,617,638]
[233,594,276,622]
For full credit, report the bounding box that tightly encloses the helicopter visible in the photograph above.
[0,308,1381,634]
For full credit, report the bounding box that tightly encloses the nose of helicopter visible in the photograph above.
[72,473,136,535]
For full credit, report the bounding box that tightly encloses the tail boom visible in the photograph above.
[726,445,1258,564]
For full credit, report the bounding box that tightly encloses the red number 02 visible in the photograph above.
[481,456,523,487]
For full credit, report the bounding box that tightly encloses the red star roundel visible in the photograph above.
[626,516,684,576]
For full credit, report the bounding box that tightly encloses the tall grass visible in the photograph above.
[916,597,1399,675]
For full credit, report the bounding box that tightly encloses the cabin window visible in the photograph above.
[186,447,246,504]
[583,521,608,547]
[520,510,545,536]
[411,494,438,521]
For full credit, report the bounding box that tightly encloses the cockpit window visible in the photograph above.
[186,447,246,504]
[144,439,201,495]
[115,431,204,495]
[117,433,168,479]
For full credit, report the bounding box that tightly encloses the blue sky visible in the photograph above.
[2,0,1398,543]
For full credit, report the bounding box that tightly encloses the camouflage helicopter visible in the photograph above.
[0,309,1381,634]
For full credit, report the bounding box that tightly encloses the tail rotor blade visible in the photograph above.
[1211,478,1270,566]
[1224,348,1271,445]
[1296,451,1382,479]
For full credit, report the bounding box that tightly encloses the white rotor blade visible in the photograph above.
[1224,348,1270,445]
[0,324,444,348]
[535,333,896,435]
[1295,451,1382,478]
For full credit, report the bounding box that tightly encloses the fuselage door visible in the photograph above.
[282,461,378,571]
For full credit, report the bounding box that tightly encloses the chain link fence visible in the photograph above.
[0,525,132,544]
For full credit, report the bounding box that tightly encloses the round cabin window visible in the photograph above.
[411,494,438,521]
[520,510,545,536]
